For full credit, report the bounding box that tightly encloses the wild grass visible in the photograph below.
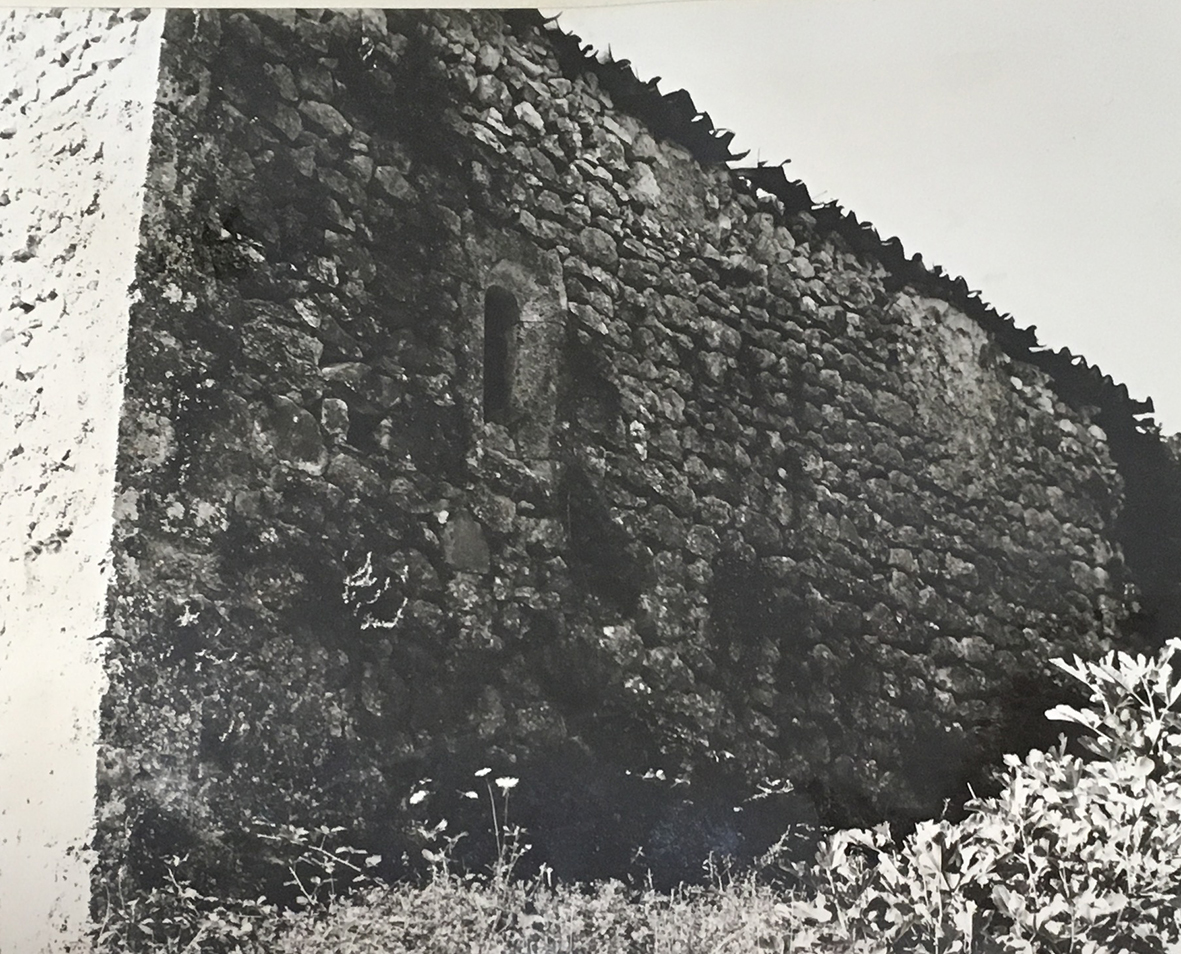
[95,639,1181,954]
[266,868,803,954]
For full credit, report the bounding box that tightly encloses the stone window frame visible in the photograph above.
[471,243,567,462]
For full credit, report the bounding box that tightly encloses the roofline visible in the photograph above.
[515,8,1158,446]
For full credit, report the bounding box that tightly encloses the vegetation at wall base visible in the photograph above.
[95,639,1181,953]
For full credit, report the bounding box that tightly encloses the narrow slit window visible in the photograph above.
[483,286,519,424]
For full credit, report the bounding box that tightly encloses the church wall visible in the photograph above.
[100,8,1139,893]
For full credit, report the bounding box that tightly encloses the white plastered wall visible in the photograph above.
[0,10,163,952]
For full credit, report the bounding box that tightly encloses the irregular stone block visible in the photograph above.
[513,100,545,134]
[443,512,491,573]
[325,452,385,499]
[321,362,400,414]
[298,100,350,138]
[296,63,335,101]
[320,397,349,444]
[263,62,298,101]
[578,226,618,269]
[373,165,417,201]
[265,395,326,474]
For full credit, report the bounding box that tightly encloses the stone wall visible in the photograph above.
[99,8,1162,897]
[0,9,164,951]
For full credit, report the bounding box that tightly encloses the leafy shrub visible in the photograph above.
[790,638,1181,953]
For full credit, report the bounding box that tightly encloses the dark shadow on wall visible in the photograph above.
[561,467,646,617]
[556,331,647,615]
[1108,429,1181,647]
[349,739,822,890]
[707,556,811,697]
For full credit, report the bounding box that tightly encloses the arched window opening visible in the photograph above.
[483,286,519,424]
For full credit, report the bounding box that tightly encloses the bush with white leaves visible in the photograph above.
[791,638,1181,953]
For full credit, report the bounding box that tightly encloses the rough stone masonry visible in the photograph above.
[58,5,1181,908]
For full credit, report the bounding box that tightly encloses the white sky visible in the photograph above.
[543,0,1181,434]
